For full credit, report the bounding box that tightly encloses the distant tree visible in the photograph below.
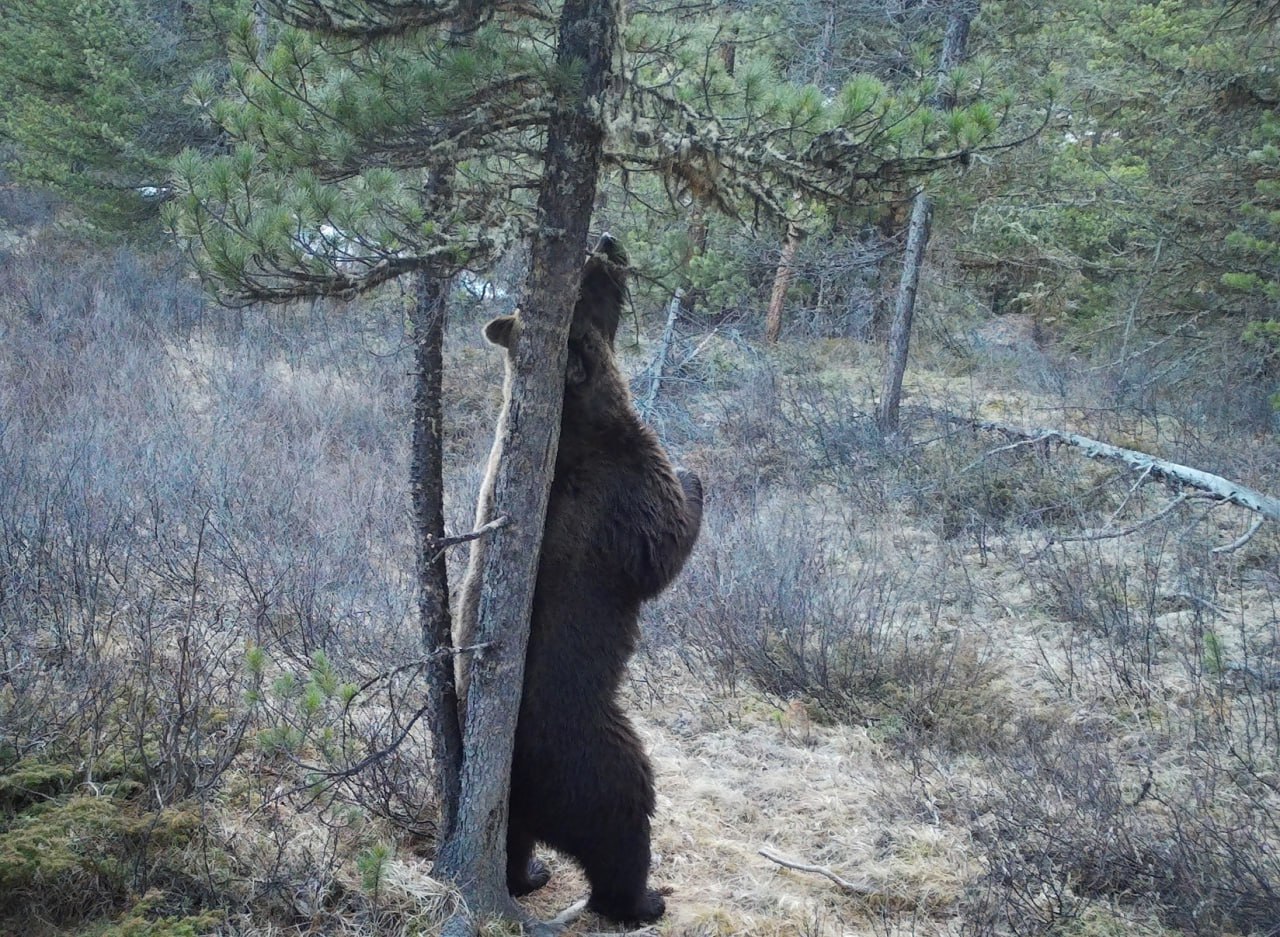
[0,0,232,234]
[1224,106,1280,414]
[878,0,977,434]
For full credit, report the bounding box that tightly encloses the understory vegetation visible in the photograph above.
[2,224,1277,936]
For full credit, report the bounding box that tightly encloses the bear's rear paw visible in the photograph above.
[509,857,552,897]
[587,887,665,924]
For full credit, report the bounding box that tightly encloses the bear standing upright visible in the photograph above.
[455,236,703,924]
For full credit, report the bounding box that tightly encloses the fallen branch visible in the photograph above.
[758,846,876,896]
[547,899,588,928]
[548,897,660,935]
[1045,492,1193,547]
[948,415,1280,524]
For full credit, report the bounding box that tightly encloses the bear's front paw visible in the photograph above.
[676,467,702,502]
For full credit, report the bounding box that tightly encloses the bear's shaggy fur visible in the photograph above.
[455,237,703,924]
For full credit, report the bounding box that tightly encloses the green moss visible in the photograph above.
[96,891,225,937]
[0,792,202,925]
[0,760,78,812]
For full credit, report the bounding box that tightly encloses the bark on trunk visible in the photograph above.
[877,193,932,433]
[938,1,977,82]
[433,0,618,926]
[410,262,462,845]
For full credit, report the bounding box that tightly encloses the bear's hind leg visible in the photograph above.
[507,816,551,897]
[548,718,664,924]
[579,814,665,924]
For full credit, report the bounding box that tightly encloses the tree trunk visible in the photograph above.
[433,0,619,926]
[410,261,462,846]
[681,210,708,315]
[639,288,682,420]
[877,193,932,433]
[876,0,977,433]
[937,1,977,92]
[763,0,835,344]
[765,221,801,343]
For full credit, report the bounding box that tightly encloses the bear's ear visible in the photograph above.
[483,315,519,349]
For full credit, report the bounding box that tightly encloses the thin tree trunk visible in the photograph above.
[639,288,682,419]
[937,2,976,92]
[433,0,619,927]
[409,259,462,845]
[876,0,977,433]
[877,194,932,433]
[765,221,801,343]
[814,0,836,89]
[763,0,835,344]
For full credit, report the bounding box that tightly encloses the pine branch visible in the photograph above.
[263,0,548,42]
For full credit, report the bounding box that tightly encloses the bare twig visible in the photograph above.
[677,328,721,369]
[1212,515,1266,554]
[1043,493,1193,549]
[1103,464,1155,529]
[758,846,877,896]
[427,514,510,562]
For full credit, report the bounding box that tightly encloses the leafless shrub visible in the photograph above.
[961,706,1280,937]
[0,241,449,929]
[901,425,1107,552]
[1025,535,1172,708]
[960,715,1166,937]
[649,494,1004,750]
[780,376,890,504]
[699,353,806,494]
[958,508,1280,936]
[0,170,57,231]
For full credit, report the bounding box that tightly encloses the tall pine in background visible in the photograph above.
[0,0,232,235]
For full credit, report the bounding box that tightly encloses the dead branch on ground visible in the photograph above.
[759,846,877,896]
[946,414,1280,525]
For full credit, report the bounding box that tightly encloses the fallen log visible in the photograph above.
[947,415,1280,524]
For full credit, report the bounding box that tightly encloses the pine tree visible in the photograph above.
[0,0,232,234]
[967,0,1280,420]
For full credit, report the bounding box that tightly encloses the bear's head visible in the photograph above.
[484,235,628,392]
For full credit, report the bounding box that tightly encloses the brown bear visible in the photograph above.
[455,235,703,924]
